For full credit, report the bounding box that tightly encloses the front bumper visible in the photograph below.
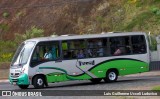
[9,73,30,85]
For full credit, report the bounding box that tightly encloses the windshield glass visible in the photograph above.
[11,41,35,66]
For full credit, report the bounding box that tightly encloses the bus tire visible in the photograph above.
[90,78,102,83]
[104,70,118,83]
[33,75,45,89]
[18,85,29,89]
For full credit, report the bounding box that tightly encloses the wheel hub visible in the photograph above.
[109,72,116,80]
[37,78,43,86]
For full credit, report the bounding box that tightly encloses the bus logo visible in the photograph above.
[79,60,95,66]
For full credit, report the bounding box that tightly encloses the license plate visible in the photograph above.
[13,82,16,85]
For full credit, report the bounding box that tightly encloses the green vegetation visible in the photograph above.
[76,0,159,37]
[0,26,44,62]
[16,12,22,18]
[1,0,160,62]
[15,26,44,45]
[0,23,9,32]
[0,41,16,62]
[95,16,106,32]
[0,23,9,40]
[2,12,9,18]
[123,11,154,31]
[152,86,160,90]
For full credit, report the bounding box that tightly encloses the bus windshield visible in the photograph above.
[11,41,35,66]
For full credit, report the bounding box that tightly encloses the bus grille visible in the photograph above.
[10,73,20,78]
[12,79,18,82]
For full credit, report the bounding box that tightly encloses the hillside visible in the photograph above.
[0,0,160,40]
[0,0,101,40]
[0,0,160,62]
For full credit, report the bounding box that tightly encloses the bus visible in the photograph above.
[9,32,150,89]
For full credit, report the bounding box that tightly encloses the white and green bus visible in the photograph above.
[9,32,150,89]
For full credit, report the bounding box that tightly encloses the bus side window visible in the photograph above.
[62,41,69,59]
[71,50,77,58]
[110,36,130,56]
[51,46,57,59]
[131,35,146,54]
[96,40,104,57]
[87,38,107,57]
[32,46,40,61]
[31,41,61,67]
[63,50,68,59]
[62,40,86,59]
[77,49,85,58]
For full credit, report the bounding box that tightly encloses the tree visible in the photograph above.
[15,26,44,44]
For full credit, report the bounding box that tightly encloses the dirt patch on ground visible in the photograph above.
[0,62,10,69]
[0,69,9,79]
[0,62,10,79]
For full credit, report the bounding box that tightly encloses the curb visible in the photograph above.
[125,71,160,77]
[0,79,9,83]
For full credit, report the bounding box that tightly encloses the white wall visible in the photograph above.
[151,51,159,61]
[156,35,160,61]
[150,35,160,61]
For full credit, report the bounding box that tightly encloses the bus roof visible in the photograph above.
[25,32,147,42]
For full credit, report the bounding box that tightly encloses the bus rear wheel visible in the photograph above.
[104,70,118,83]
[33,75,45,89]
[18,85,29,89]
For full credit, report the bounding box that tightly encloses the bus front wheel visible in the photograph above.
[33,75,45,89]
[18,85,29,89]
[104,70,118,83]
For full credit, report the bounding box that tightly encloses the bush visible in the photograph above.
[0,23,9,32]
[150,6,160,15]
[15,26,44,44]
[0,41,16,62]
[16,11,23,17]
[95,16,106,32]
[0,53,13,62]
[123,11,153,31]
[0,26,44,62]
[2,12,9,18]
[25,26,44,39]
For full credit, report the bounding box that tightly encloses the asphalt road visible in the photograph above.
[0,75,160,90]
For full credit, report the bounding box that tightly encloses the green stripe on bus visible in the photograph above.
[39,67,91,82]
[39,59,149,83]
